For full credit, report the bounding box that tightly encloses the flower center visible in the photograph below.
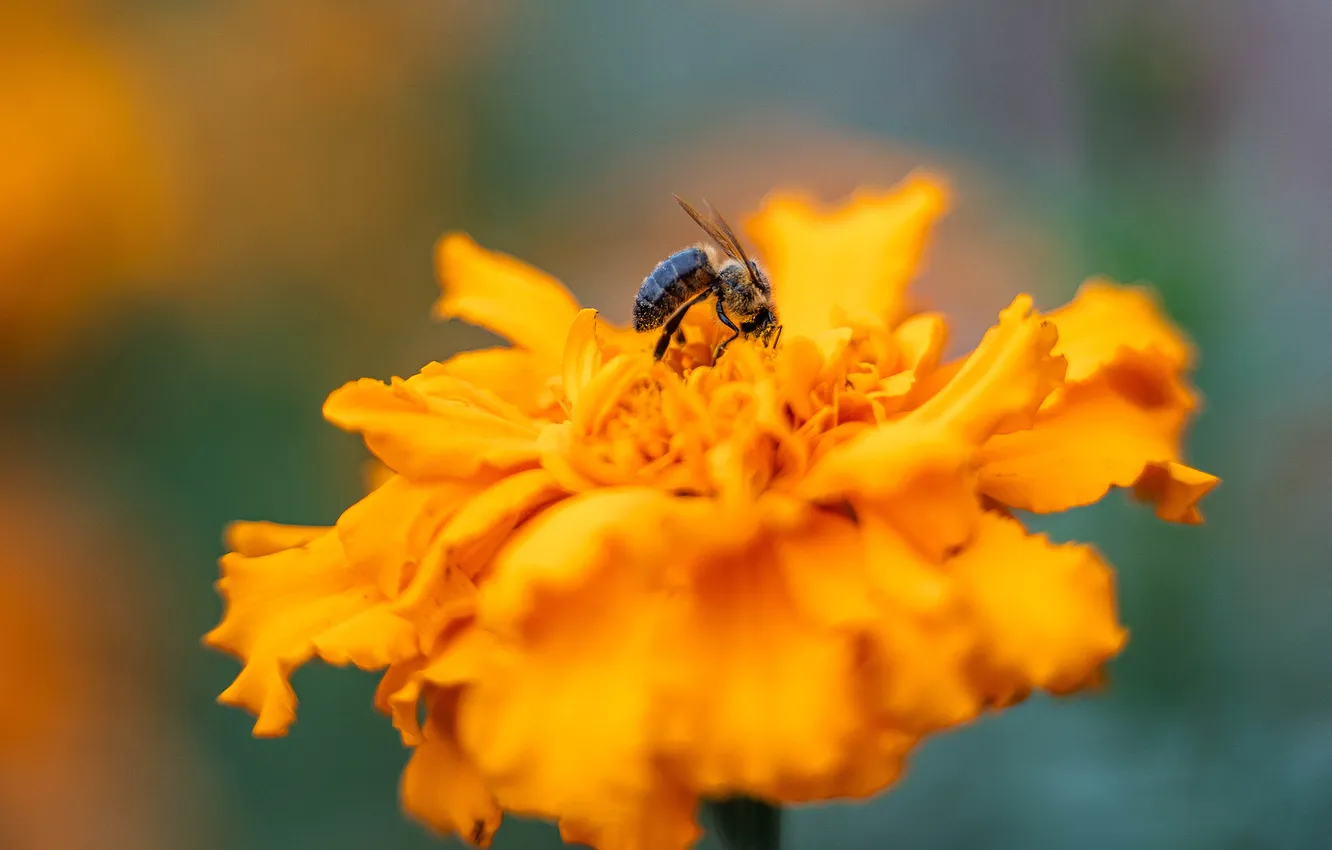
[548,314,932,502]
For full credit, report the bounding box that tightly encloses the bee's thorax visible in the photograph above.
[717,260,772,322]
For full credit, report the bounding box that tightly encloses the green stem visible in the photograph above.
[705,797,782,850]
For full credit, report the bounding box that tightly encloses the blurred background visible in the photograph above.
[0,0,1328,847]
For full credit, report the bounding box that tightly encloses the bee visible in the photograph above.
[633,195,782,361]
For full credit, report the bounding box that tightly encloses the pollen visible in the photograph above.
[206,172,1218,850]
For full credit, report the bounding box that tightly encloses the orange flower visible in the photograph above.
[0,465,208,850]
[0,16,175,364]
[206,172,1217,849]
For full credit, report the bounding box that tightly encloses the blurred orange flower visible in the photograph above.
[207,173,1217,849]
[0,15,175,364]
[0,463,208,850]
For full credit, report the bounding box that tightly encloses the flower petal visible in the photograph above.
[799,419,971,504]
[1048,280,1193,384]
[556,784,700,850]
[458,493,754,825]
[312,607,418,669]
[856,505,953,611]
[388,469,569,642]
[910,294,1065,445]
[893,312,948,374]
[458,538,670,827]
[335,473,483,598]
[375,658,427,745]
[205,531,380,736]
[1134,461,1219,525]
[953,512,1127,696]
[570,352,656,435]
[862,610,980,734]
[561,308,604,411]
[746,173,949,339]
[977,376,1184,513]
[774,507,878,629]
[445,469,568,575]
[363,459,396,491]
[434,232,580,364]
[774,336,825,421]
[798,420,985,565]
[976,281,1216,519]
[224,521,326,557]
[655,540,871,801]
[854,508,981,732]
[418,348,560,419]
[477,488,690,631]
[323,376,541,479]
[793,728,915,800]
[401,689,503,847]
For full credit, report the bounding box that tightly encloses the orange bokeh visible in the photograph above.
[0,11,176,365]
[0,460,209,850]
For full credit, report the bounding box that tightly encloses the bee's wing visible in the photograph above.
[674,194,753,269]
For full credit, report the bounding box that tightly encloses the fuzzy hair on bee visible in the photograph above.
[632,196,781,361]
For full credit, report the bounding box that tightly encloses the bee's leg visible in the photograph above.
[654,290,712,360]
[713,300,742,360]
[674,328,686,344]
[772,324,783,349]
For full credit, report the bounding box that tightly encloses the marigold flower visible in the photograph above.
[1,466,207,850]
[0,18,175,364]
[206,172,1218,849]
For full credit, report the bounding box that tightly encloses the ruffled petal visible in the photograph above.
[977,377,1183,512]
[976,282,1216,520]
[774,507,877,629]
[375,658,427,745]
[893,312,948,375]
[910,295,1065,444]
[311,607,418,669]
[477,488,687,630]
[205,531,382,736]
[798,416,984,568]
[389,469,568,640]
[655,536,869,801]
[747,173,949,339]
[437,469,567,580]
[1048,280,1193,384]
[455,491,794,827]
[335,473,482,598]
[434,232,581,364]
[855,508,981,732]
[862,609,980,734]
[1134,461,1219,525]
[458,534,670,826]
[856,505,953,612]
[224,521,326,557]
[798,420,971,504]
[556,784,700,850]
[323,376,541,480]
[418,349,560,419]
[208,476,494,736]
[953,513,1127,697]
[401,689,503,847]
[791,727,914,800]
[774,336,825,421]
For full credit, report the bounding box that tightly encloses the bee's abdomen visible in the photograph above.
[632,247,714,331]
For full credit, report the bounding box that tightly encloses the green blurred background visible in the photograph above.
[1,1,1327,848]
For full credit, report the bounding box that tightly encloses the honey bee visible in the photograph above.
[632,195,781,360]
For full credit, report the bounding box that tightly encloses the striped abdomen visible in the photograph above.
[632,246,716,331]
